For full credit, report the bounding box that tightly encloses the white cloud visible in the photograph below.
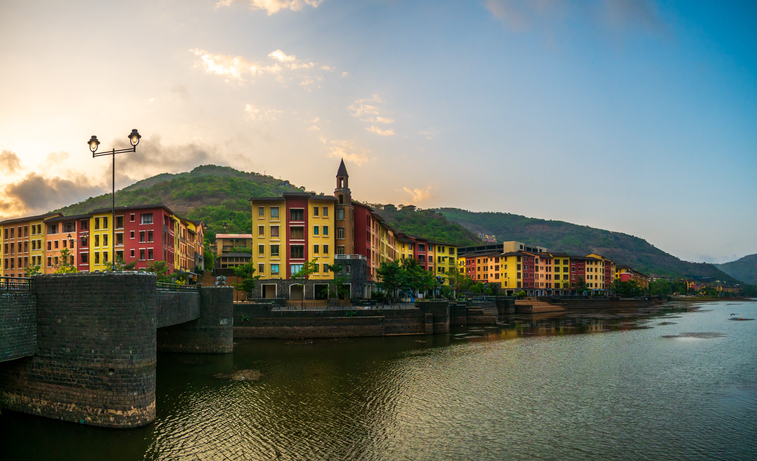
[0,150,22,175]
[366,126,395,136]
[308,125,320,131]
[268,49,297,63]
[245,104,283,121]
[367,116,394,124]
[341,71,349,77]
[320,65,334,71]
[418,129,439,140]
[327,140,371,166]
[403,185,437,203]
[215,0,323,15]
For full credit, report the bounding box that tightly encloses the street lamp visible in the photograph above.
[89,129,141,270]
[67,233,75,266]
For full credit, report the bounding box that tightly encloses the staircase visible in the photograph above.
[515,298,566,314]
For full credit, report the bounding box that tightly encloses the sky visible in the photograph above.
[0,0,755,264]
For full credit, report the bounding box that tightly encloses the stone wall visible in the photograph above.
[156,290,200,328]
[554,298,663,310]
[233,303,430,339]
[417,302,450,334]
[0,292,37,362]
[0,273,157,428]
[157,286,234,353]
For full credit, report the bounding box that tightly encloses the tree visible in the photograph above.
[292,259,319,307]
[145,261,171,283]
[649,280,672,296]
[376,261,406,302]
[54,248,78,274]
[325,263,350,300]
[233,262,260,300]
[203,238,216,272]
[24,264,42,277]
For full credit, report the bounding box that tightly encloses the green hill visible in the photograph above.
[717,254,757,285]
[434,208,740,283]
[52,164,742,283]
[56,165,302,237]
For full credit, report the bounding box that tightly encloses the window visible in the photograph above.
[271,264,279,275]
[95,235,100,247]
[271,207,279,219]
[337,227,345,239]
[313,244,319,254]
[116,233,124,246]
[291,245,304,259]
[323,226,329,236]
[148,249,153,260]
[95,252,100,264]
[258,245,265,255]
[419,244,425,251]
[258,225,265,236]
[313,207,319,217]
[313,264,320,273]
[271,226,279,238]
[130,249,135,259]
[130,230,135,239]
[336,208,344,220]
[95,218,100,230]
[47,257,52,267]
[290,227,304,239]
[258,206,265,217]
[140,250,145,261]
[323,244,329,254]
[103,217,108,229]
[291,264,303,275]
[323,207,328,217]
[81,253,88,264]
[290,209,304,221]
[141,213,153,224]
[337,245,345,255]
[323,265,329,274]
[81,236,88,247]
[258,264,265,275]
[313,226,319,236]
[130,213,135,222]
[116,216,124,229]
[148,231,153,243]
[140,231,145,243]
[271,245,280,257]
[103,234,108,247]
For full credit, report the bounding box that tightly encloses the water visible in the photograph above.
[2,301,756,460]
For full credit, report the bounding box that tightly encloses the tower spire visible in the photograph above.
[337,158,349,178]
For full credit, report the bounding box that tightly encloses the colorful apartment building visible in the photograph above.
[1,205,201,278]
[615,265,650,289]
[215,233,252,270]
[550,253,571,290]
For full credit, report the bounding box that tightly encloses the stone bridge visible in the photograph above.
[0,273,233,428]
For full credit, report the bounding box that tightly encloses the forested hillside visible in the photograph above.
[717,254,757,285]
[52,164,742,283]
[435,208,739,283]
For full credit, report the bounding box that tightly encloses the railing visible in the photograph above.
[156,282,198,292]
[335,254,367,261]
[0,276,35,293]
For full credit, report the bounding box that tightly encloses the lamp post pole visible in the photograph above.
[89,129,141,270]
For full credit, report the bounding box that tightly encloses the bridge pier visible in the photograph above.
[0,274,234,428]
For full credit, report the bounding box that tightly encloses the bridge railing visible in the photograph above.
[156,282,198,292]
[0,276,35,293]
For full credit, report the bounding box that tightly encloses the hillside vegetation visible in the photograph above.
[53,164,741,283]
[717,254,757,285]
[435,208,740,283]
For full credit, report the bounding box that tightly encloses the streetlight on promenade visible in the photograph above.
[89,129,141,269]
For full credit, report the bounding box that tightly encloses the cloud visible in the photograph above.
[0,150,22,174]
[308,125,320,131]
[403,185,437,203]
[215,0,323,15]
[268,49,296,63]
[320,65,334,71]
[0,172,105,217]
[366,126,395,136]
[326,140,371,166]
[484,0,665,34]
[418,129,439,140]
[245,103,283,121]
[191,48,333,86]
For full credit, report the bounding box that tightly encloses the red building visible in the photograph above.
[569,256,588,290]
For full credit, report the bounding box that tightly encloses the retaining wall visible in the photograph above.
[157,286,234,353]
[156,290,201,328]
[0,292,37,362]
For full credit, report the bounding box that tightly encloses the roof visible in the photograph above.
[44,213,92,223]
[0,212,61,226]
[218,253,252,258]
[90,204,175,215]
[548,252,570,257]
[249,193,337,202]
[337,159,349,177]
[216,234,252,239]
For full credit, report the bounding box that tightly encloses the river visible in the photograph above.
[2,300,756,460]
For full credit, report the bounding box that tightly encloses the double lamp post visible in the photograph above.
[88,129,141,269]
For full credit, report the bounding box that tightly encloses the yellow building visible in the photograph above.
[251,197,286,282]
[89,212,112,271]
[431,242,457,284]
[499,252,526,293]
[396,235,415,261]
[308,196,337,282]
[549,253,571,291]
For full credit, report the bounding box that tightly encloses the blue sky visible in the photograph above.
[0,0,755,263]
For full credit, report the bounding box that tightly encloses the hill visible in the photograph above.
[365,204,480,247]
[434,208,740,283]
[56,165,302,237]
[717,254,757,285]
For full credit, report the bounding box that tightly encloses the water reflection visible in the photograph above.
[1,302,755,461]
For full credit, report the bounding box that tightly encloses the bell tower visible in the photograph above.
[334,159,354,255]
